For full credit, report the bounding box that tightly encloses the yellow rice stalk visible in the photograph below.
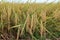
[40,10,46,39]
[30,14,34,30]
[31,13,37,32]
[26,13,31,34]
[7,6,11,30]
[40,20,44,38]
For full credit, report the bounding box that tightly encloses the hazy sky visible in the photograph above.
[0,0,59,3]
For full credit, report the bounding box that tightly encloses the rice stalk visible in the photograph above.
[26,13,31,33]
[20,16,27,36]
[31,13,37,33]
[40,10,46,40]
[16,26,20,40]
[7,6,11,30]
[40,20,45,40]
[0,12,4,32]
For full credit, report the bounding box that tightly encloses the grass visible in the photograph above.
[0,2,60,40]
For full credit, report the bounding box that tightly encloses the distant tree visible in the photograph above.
[1,0,5,2]
[18,0,22,3]
[1,0,7,2]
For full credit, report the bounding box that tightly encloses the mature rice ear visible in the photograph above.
[40,10,46,22]
[25,13,37,35]
[53,9,60,20]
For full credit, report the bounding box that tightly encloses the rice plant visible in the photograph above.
[0,1,60,40]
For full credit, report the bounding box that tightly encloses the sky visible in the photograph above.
[0,0,59,3]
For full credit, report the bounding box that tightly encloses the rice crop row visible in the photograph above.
[0,2,60,40]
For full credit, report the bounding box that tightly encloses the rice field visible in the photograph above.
[0,2,60,40]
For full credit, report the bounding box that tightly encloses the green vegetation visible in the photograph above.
[0,2,60,40]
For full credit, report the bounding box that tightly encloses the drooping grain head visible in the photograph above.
[53,9,60,20]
